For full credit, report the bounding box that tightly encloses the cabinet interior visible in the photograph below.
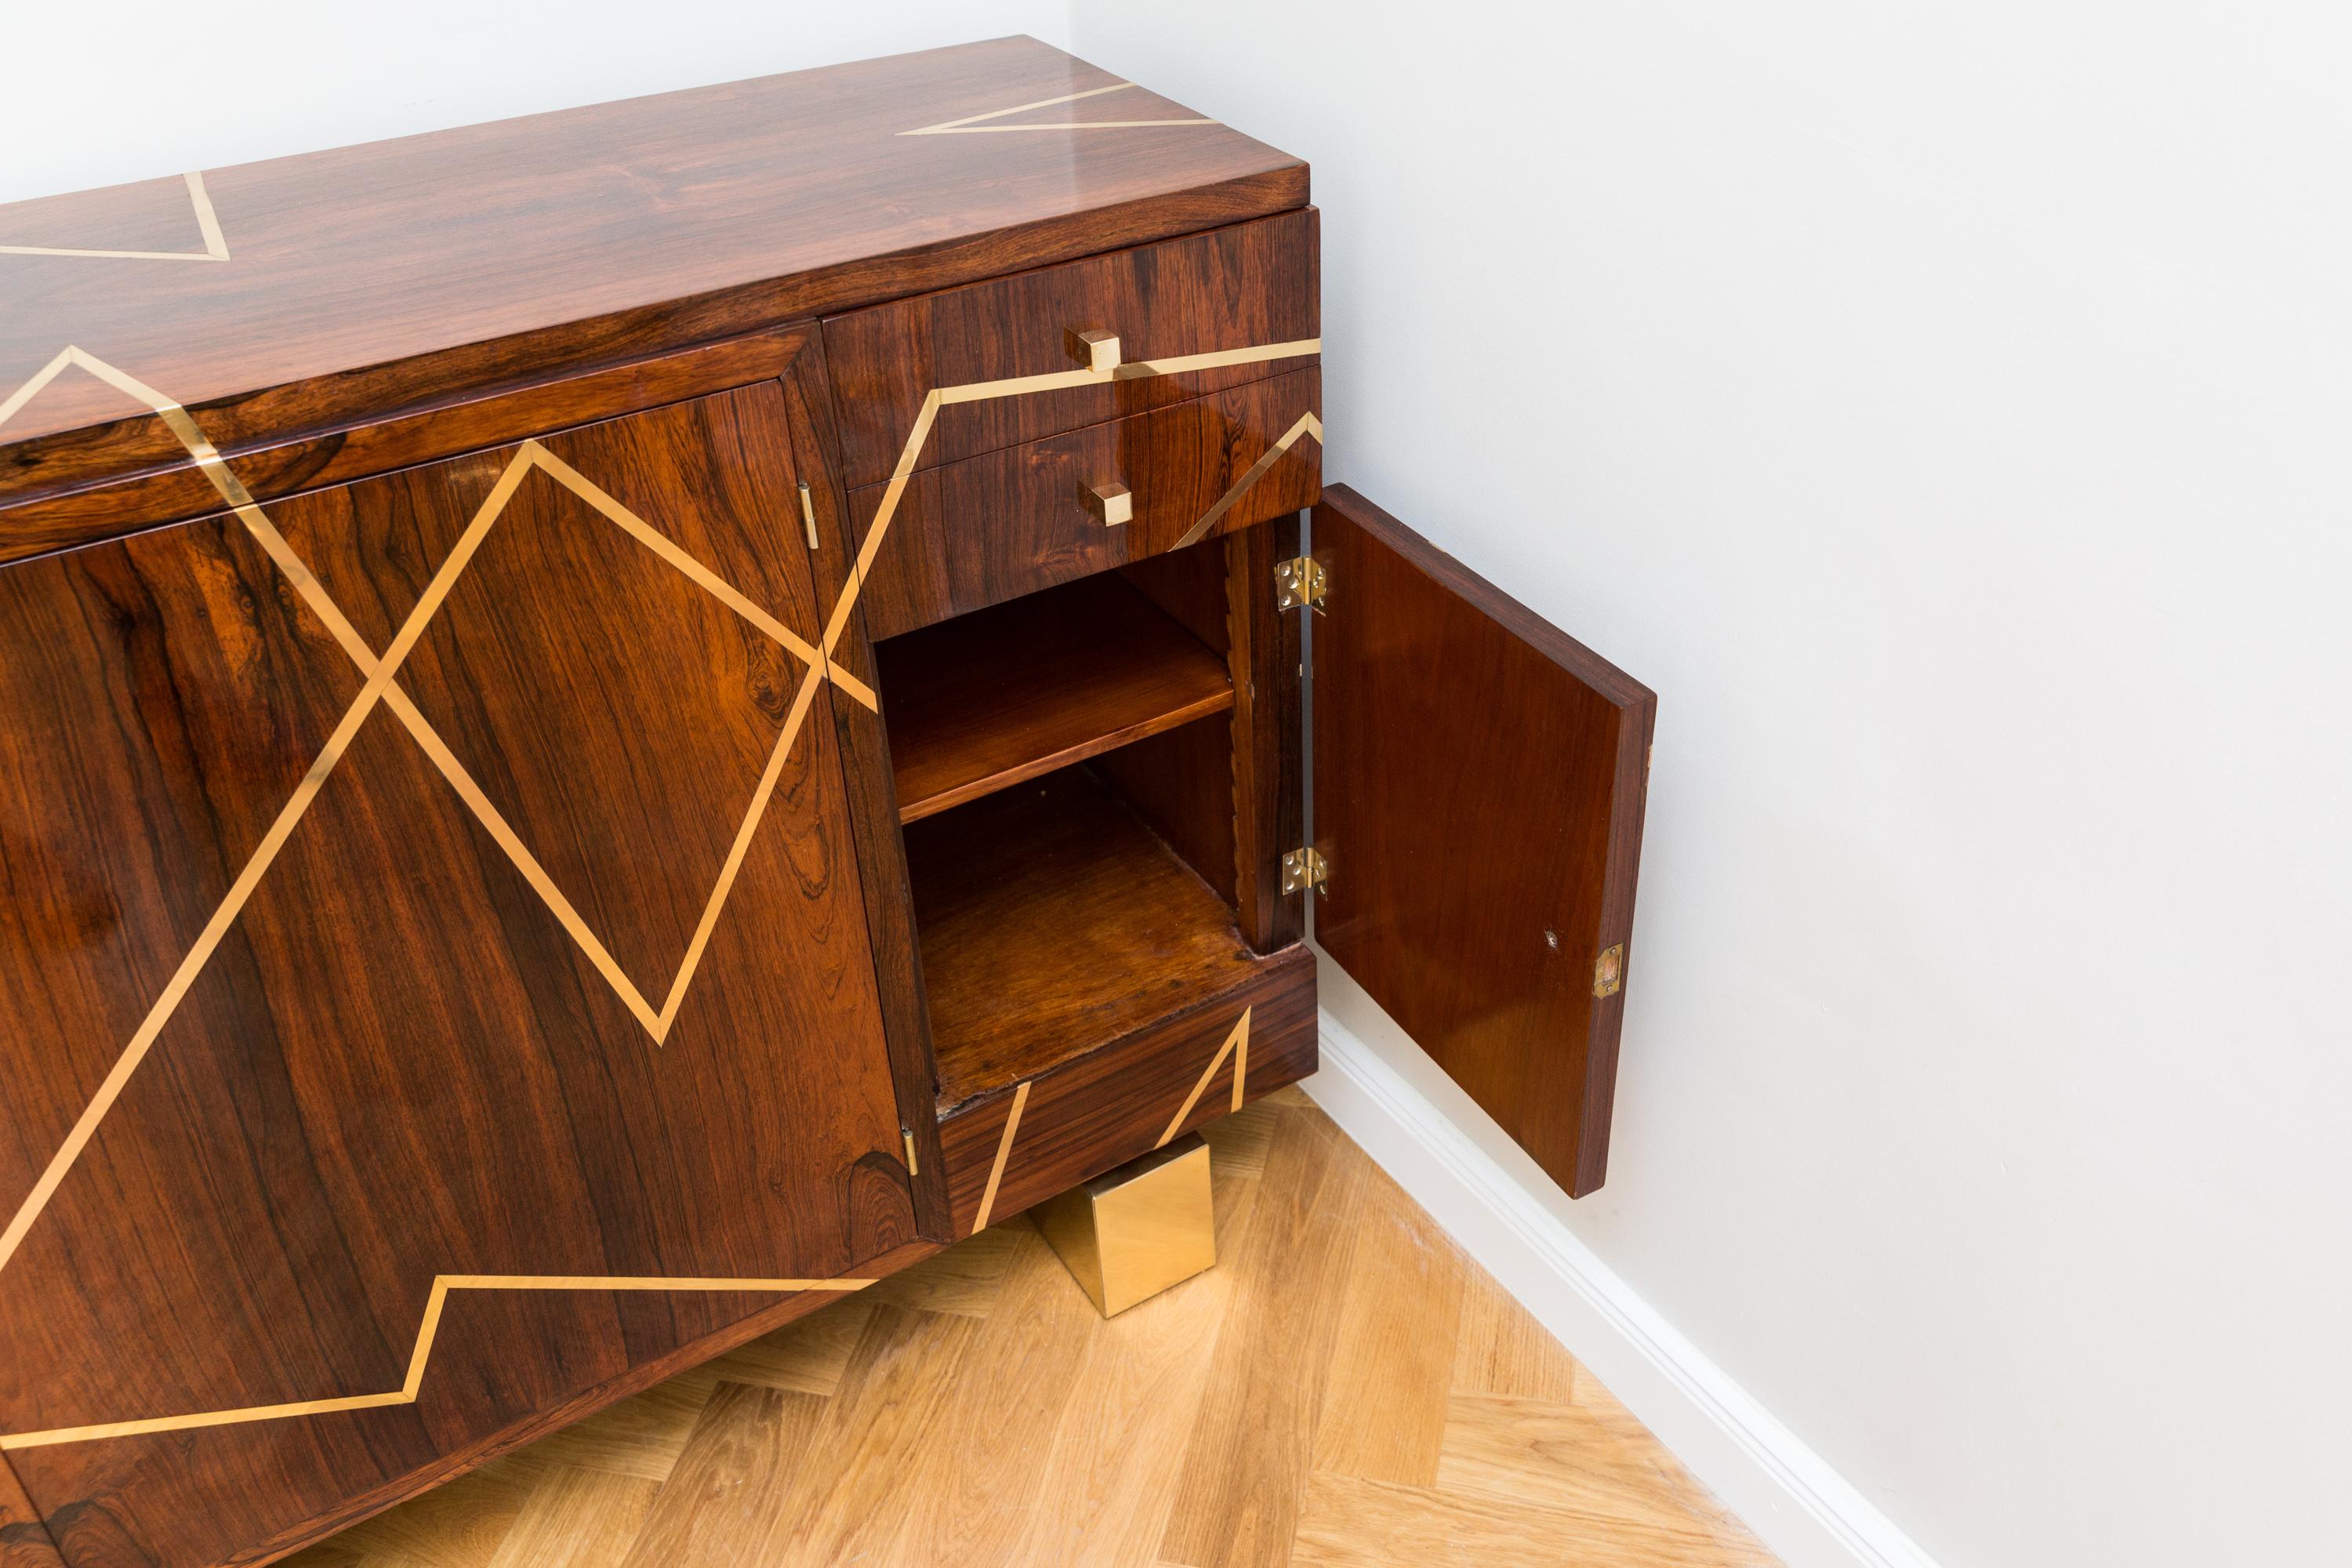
[877,539,1261,1111]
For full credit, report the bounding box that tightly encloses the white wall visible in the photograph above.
[0,3,1069,204]
[1072,5,2352,1568]
[9,6,2348,1566]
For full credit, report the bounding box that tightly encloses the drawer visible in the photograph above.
[935,947,1318,1239]
[821,209,1319,489]
[853,367,1321,640]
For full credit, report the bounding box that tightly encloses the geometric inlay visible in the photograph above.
[1160,1007,1252,1149]
[0,361,862,1297]
[390,445,835,1011]
[0,331,1317,1449]
[1174,412,1324,550]
[0,171,230,262]
[0,1272,877,1451]
[900,81,1218,136]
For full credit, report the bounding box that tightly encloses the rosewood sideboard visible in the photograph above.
[0,37,1654,1566]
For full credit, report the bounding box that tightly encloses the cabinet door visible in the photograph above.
[1312,485,1655,1197]
[0,376,916,1563]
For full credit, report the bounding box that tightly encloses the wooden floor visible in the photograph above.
[288,1090,1775,1568]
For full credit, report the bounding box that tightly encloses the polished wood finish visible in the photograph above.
[0,381,916,1565]
[286,1097,1769,1568]
[0,329,810,568]
[877,572,1234,823]
[770,330,953,1236]
[851,368,1323,638]
[904,766,1283,1109]
[1311,487,1657,1197]
[0,1462,63,1568]
[0,37,1308,517]
[935,953,1317,1236]
[821,209,1319,487]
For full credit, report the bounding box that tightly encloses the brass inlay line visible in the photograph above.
[0,354,864,1284]
[0,1273,874,1451]
[971,1080,1031,1234]
[0,172,230,262]
[1158,1008,1253,1149]
[901,82,1217,137]
[815,336,1323,684]
[1174,410,1324,550]
[526,445,876,711]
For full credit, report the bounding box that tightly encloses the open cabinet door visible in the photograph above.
[1312,486,1655,1197]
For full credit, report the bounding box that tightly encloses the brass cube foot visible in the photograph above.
[1034,1133,1214,1317]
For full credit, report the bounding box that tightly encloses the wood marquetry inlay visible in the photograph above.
[1174,412,1325,550]
[1160,1007,1253,1149]
[0,171,228,262]
[900,81,1218,137]
[970,1080,1032,1235]
[0,354,866,1283]
[0,1275,874,1451]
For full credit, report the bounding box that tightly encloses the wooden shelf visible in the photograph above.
[906,767,1271,1110]
[876,573,1234,824]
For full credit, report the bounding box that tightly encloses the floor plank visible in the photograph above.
[888,1226,1106,1566]
[1451,1268,1581,1403]
[1289,1472,1776,1568]
[1007,1176,1263,1567]
[702,1296,876,1396]
[1310,1164,1468,1486]
[481,1465,661,1568]
[754,1302,986,1566]
[1157,1108,1372,1568]
[616,1381,826,1568]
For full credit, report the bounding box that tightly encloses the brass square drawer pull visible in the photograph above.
[1085,481,1134,526]
[1066,325,1122,372]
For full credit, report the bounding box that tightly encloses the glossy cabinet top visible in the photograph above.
[0,36,1306,498]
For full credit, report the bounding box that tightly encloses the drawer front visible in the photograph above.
[937,947,1318,1240]
[855,368,1321,640]
[0,373,916,1565]
[822,209,1319,489]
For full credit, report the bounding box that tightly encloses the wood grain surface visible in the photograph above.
[281,1094,1773,1568]
[877,571,1234,822]
[1311,486,1657,1198]
[821,209,1319,486]
[0,381,915,1566]
[905,765,1279,1108]
[852,368,1323,638]
[0,37,1307,511]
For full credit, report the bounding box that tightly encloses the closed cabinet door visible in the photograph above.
[0,376,914,1563]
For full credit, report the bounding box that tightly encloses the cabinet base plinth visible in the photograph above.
[1034,1133,1215,1316]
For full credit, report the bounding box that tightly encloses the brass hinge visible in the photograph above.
[1282,846,1329,895]
[797,481,820,550]
[1592,943,1625,998]
[901,1127,920,1176]
[1275,555,1327,613]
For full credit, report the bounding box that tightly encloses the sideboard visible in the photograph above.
[0,36,1654,1566]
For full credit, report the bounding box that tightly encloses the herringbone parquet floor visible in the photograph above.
[288,1088,1776,1568]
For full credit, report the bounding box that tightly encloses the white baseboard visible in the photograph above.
[1301,1008,1943,1568]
